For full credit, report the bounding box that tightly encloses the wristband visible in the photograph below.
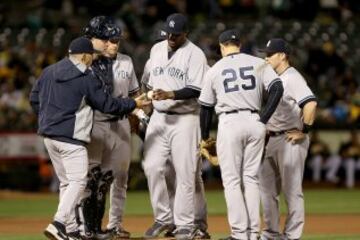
[302,123,312,133]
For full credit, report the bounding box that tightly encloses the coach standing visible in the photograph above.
[29,37,150,240]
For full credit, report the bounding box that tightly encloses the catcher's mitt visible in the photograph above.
[200,137,218,166]
[128,114,140,134]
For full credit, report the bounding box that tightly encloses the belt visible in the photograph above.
[268,130,286,137]
[225,108,259,114]
[157,110,181,115]
[156,110,189,115]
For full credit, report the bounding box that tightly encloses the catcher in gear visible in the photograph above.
[200,138,219,166]
[79,15,149,239]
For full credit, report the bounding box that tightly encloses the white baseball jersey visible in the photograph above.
[146,40,208,113]
[88,53,139,230]
[199,53,280,114]
[94,53,139,121]
[112,53,140,98]
[141,59,150,86]
[259,66,314,239]
[266,67,316,131]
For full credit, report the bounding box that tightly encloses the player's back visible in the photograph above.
[208,53,275,114]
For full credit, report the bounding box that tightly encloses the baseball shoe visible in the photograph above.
[144,222,176,238]
[94,230,112,240]
[219,237,240,240]
[44,221,68,240]
[280,235,300,240]
[193,229,211,239]
[174,228,196,240]
[164,227,176,238]
[67,230,88,240]
[106,226,131,239]
[260,236,282,240]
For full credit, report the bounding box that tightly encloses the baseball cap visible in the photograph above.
[259,38,291,55]
[68,37,94,54]
[163,13,188,34]
[219,29,241,44]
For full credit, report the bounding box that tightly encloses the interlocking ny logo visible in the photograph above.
[169,20,175,28]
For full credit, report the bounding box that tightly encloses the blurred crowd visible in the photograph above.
[0,0,359,131]
[307,130,360,188]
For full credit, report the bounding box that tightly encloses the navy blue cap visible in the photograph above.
[219,29,241,44]
[259,38,291,55]
[68,37,94,54]
[163,13,188,34]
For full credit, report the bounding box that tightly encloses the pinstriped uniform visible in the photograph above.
[199,53,280,240]
[87,53,139,229]
[260,67,316,240]
[143,39,208,230]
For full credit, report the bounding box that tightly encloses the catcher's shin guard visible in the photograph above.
[76,166,102,238]
[94,170,114,232]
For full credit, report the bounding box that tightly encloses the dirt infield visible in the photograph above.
[1,214,359,235]
[0,191,359,236]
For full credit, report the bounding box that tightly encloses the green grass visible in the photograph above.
[0,235,42,240]
[0,189,359,240]
[1,189,360,218]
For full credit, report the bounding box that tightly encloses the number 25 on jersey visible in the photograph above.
[222,66,256,93]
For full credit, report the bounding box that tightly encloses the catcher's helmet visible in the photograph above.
[83,16,121,40]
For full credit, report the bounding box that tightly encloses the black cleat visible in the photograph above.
[145,222,176,238]
[44,221,69,240]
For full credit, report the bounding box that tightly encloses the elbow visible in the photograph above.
[275,81,284,98]
[305,100,318,112]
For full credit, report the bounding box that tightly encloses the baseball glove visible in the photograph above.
[200,138,219,166]
[128,114,140,134]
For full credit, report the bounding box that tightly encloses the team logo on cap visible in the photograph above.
[266,40,271,47]
[231,35,236,39]
[169,20,175,28]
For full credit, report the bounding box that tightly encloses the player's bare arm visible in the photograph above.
[286,100,317,144]
[152,89,175,100]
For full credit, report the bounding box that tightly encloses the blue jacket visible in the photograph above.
[29,57,136,145]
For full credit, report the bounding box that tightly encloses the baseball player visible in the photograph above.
[29,37,149,240]
[199,29,284,240]
[258,38,317,240]
[141,30,210,239]
[142,13,208,240]
[79,16,141,239]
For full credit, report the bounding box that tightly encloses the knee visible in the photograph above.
[243,174,259,185]
[143,160,164,177]
[112,170,128,186]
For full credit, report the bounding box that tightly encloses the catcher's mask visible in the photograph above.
[83,16,121,40]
